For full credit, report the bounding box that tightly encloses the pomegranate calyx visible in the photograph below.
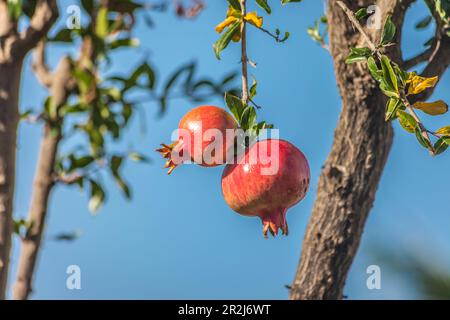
[260,208,288,238]
[156,141,183,175]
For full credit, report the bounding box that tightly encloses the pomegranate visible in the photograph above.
[221,139,310,237]
[157,105,238,174]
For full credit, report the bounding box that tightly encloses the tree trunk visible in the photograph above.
[0,61,22,300]
[0,0,58,299]
[12,124,60,299]
[289,0,403,299]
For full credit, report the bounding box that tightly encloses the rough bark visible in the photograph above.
[0,57,21,301]
[0,1,22,299]
[289,0,408,300]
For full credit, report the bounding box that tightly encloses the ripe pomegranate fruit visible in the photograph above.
[221,139,310,237]
[157,105,238,174]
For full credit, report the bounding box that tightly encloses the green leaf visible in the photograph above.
[397,110,418,133]
[393,63,408,87]
[7,0,22,20]
[380,55,398,93]
[415,16,433,29]
[415,127,432,149]
[385,98,401,121]
[128,152,150,163]
[95,7,109,39]
[240,105,257,130]
[69,155,95,171]
[225,92,244,121]
[213,21,241,60]
[345,47,372,64]
[281,0,303,4]
[109,38,140,50]
[110,156,131,199]
[249,77,257,99]
[355,8,369,21]
[379,82,399,98]
[227,0,241,10]
[88,180,105,213]
[256,0,271,14]
[434,137,450,155]
[380,15,396,45]
[367,56,383,82]
[49,28,73,42]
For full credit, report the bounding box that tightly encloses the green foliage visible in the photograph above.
[345,47,372,64]
[380,15,396,46]
[256,0,271,14]
[415,16,433,29]
[18,1,240,215]
[7,0,22,20]
[213,21,241,60]
[224,92,273,141]
[355,8,369,21]
[344,6,449,155]
[307,16,328,48]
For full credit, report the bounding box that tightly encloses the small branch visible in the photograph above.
[400,94,435,154]
[32,41,53,88]
[15,0,59,56]
[336,1,377,53]
[412,36,450,103]
[240,0,249,104]
[403,47,434,70]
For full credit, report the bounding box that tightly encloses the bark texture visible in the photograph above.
[0,57,21,300]
[289,0,406,300]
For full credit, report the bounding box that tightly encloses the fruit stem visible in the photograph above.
[240,0,249,105]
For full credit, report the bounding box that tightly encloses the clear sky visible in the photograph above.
[7,0,450,299]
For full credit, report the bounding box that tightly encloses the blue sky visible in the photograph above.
[6,0,450,299]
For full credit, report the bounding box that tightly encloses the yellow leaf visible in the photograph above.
[227,6,242,18]
[413,100,448,115]
[407,75,439,95]
[244,12,263,28]
[215,16,239,33]
[436,126,450,136]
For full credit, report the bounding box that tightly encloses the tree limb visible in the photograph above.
[32,41,53,88]
[12,55,74,300]
[14,0,59,57]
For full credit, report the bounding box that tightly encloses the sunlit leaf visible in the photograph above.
[407,75,439,95]
[413,100,448,116]
[397,110,417,133]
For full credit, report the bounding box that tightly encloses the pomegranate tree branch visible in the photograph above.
[337,0,434,154]
[12,55,75,300]
[240,0,249,104]
[15,0,59,57]
[32,41,53,88]
[336,1,377,53]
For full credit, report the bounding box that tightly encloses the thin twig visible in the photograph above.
[336,1,377,53]
[401,95,434,154]
[240,0,249,104]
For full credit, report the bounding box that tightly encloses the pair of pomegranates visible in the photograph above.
[157,106,310,237]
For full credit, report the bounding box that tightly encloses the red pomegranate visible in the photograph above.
[221,139,310,237]
[157,105,238,174]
